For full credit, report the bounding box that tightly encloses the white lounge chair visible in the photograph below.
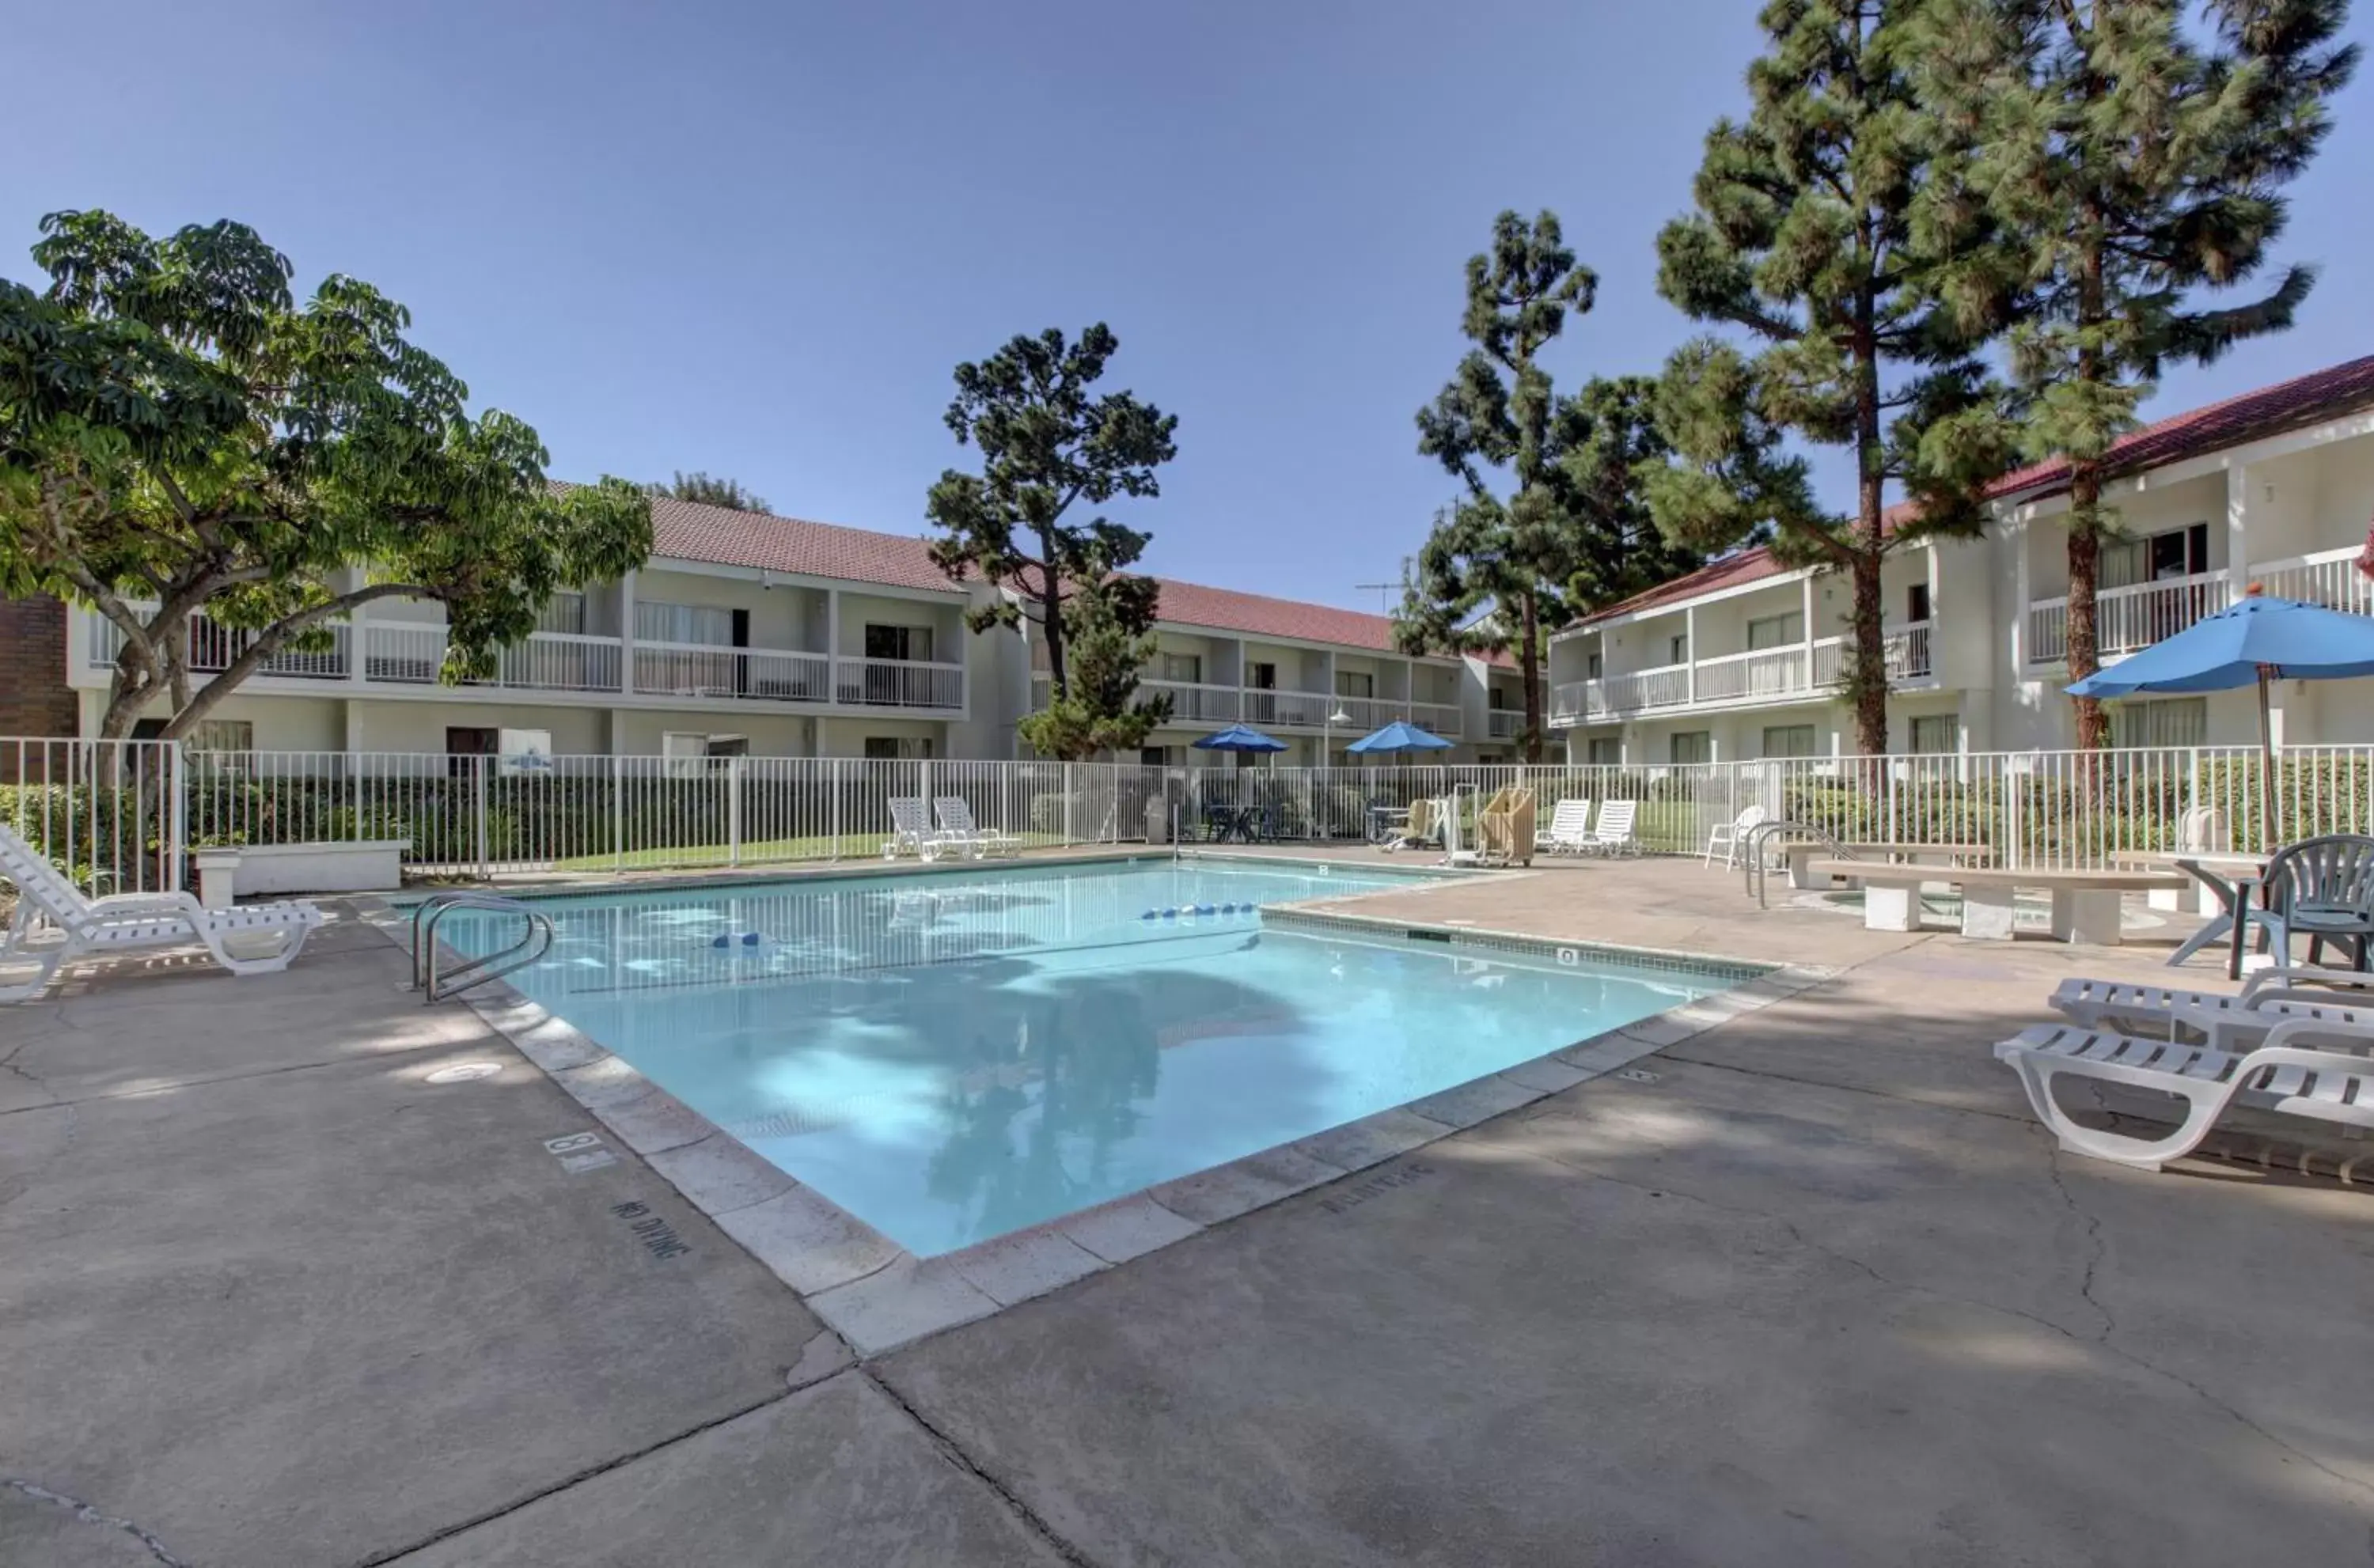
[1702,803,1768,869]
[1538,799,1594,855]
[2047,965,2374,1051]
[933,797,1022,859]
[1994,1013,2374,1170]
[1582,799,1640,858]
[884,797,956,862]
[0,825,321,1002]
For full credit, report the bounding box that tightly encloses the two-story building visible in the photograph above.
[1549,353,2374,763]
[49,497,1526,763]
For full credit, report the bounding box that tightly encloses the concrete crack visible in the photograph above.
[1535,1151,2374,1506]
[2043,1143,2115,1339]
[2,1475,192,1568]
[860,1365,1099,1568]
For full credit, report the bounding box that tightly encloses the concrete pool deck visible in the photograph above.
[3,854,2371,1563]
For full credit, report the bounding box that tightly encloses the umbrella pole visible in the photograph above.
[2256,666,2279,850]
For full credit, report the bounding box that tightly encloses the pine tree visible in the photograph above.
[1014,544,1172,761]
[1647,0,2016,756]
[1912,0,2356,748]
[1397,210,1609,763]
[651,472,769,513]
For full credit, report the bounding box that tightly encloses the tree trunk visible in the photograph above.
[1519,593,1543,764]
[1037,530,1068,700]
[1849,550,1888,757]
[2065,471,2111,749]
[1849,290,1890,759]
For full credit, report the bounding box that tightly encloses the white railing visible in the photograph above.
[2028,571,2231,665]
[1241,687,1334,729]
[634,642,832,703]
[1410,702,1464,737]
[1141,680,1242,723]
[2252,545,2374,617]
[11,733,2374,888]
[1487,710,1523,740]
[362,623,622,693]
[1694,646,1813,703]
[85,610,352,680]
[833,656,965,711]
[1576,661,1692,720]
[1887,620,1932,680]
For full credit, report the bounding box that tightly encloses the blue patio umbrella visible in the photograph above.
[1191,722,1288,754]
[1344,720,1454,756]
[2068,590,2374,845]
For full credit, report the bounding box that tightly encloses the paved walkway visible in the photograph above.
[3,857,2370,1565]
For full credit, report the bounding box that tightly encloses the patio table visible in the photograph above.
[1202,804,1260,843]
[2114,850,2273,974]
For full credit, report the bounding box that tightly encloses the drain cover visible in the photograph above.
[1615,1067,1661,1084]
[424,1062,502,1085]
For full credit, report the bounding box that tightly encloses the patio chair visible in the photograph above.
[0,824,322,1003]
[931,797,1022,859]
[1702,804,1769,870]
[1538,799,1594,855]
[884,797,956,861]
[1582,799,1640,858]
[1993,1011,2374,1170]
[1478,787,1537,868]
[2239,834,2374,970]
[1386,797,1440,853]
[2047,964,2374,1052]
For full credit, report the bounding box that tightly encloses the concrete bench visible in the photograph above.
[1804,859,2188,945]
[1773,841,1993,890]
[192,839,409,908]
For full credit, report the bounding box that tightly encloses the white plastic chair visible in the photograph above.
[2047,964,2374,1052]
[1585,799,1639,858]
[884,797,955,861]
[933,797,1022,859]
[0,824,321,1002]
[1703,804,1769,869]
[1538,799,1594,855]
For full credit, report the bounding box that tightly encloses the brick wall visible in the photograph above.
[0,594,82,739]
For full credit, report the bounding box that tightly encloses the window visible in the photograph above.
[537,592,588,635]
[863,736,936,760]
[1906,583,1932,624]
[446,726,499,778]
[1909,714,1959,755]
[1587,737,1621,766]
[1160,652,1201,685]
[1667,633,1689,665]
[1335,669,1374,699]
[1140,745,1181,767]
[635,600,733,646]
[2115,697,2208,748]
[1746,612,1803,651]
[1670,731,1712,765]
[2103,523,2210,589]
[188,719,253,753]
[1246,661,1277,690]
[1761,724,1817,759]
[1586,652,1603,680]
[863,623,933,663]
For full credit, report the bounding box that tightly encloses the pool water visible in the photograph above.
[453,858,1749,1256]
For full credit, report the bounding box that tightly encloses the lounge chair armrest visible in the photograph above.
[87,890,205,918]
[2240,964,2374,1002]
[2256,1015,2374,1053]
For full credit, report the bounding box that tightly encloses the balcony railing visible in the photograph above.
[1552,624,1929,725]
[1486,709,1522,740]
[365,623,623,692]
[1241,687,1334,729]
[1142,680,1242,722]
[834,656,965,710]
[1409,702,1463,737]
[2027,571,2230,665]
[2251,545,2374,617]
[634,642,832,703]
[86,610,352,680]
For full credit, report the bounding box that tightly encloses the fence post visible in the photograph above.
[167,741,188,893]
[831,758,843,861]
[727,755,744,868]
[919,758,934,821]
[611,754,624,873]
[1064,763,1076,846]
[473,754,491,881]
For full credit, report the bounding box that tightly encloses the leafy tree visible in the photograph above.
[1646,0,2016,757]
[1912,0,2357,747]
[650,470,768,513]
[925,324,1178,701]
[1396,210,1602,762]
[0,210,652,740]
[1014,544,1173,760]
[1554,375,1708,612]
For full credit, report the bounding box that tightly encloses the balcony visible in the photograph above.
[1028,676,1467,738]
[86,611,354,680]
[1486,709,1523,740]
[1552,624,1931,725]
[2027,570,2230,667]
[364,623,622,692]
[833,655,965,710]
[633,642,831,703]
[2251,545,2374,616]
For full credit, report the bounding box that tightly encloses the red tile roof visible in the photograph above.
[1147,578,1409,653]
[1576,352,2374,629]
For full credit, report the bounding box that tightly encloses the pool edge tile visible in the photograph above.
[1056,1195,1205,1264]
[805,1257,1000,1356]
[946,1230,1109,1307]
[1404,1074,1544,1129]
[1292,1108,1450,1172]
[1151,1149,1340,1226]
[646,1133,798,1218]
[711,1184,907,1297]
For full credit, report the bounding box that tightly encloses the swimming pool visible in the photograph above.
[452,858,1753,1256]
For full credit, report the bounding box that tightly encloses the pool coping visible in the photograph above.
[357,873,1834,1358]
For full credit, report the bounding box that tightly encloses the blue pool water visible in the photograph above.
[452,858,1751,1256]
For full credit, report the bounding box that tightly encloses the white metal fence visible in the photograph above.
[5,735,2372,894]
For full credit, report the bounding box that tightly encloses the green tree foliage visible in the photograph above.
[0,211,652,740]
[925,325,1178,703]
[1555,375,1708,612]
[1647,0,2017,756]
[1014,543,1173,761]
[1912,0,2357,747]
[1397,210,1629,762]
[650,471,769,513]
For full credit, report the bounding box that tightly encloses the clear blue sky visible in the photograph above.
[12,1,2373,611]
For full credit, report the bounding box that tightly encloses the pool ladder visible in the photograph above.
[408,892,556,1003]
[1741,821,1845,909]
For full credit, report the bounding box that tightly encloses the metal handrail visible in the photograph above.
[1741,820,1846,908]
[408,891,555,1002]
